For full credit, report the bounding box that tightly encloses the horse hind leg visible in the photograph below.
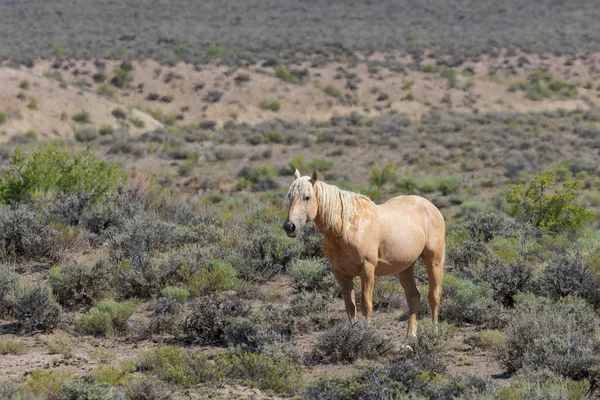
[398,264,420,338]
[422,243,445,326]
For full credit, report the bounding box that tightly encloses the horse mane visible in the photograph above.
[287,177,374,241]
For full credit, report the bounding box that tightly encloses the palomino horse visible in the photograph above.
[284,170,445,338]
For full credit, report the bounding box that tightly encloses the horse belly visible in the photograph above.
[374,233,424,276]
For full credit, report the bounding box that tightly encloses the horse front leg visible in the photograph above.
[360,263,375,324]
[333,269,357,323]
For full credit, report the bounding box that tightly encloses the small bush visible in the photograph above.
[259,99,281,111]
[370,163,396,189]
[538,252,600,308]
[125,377,170,400]
[111,68,130,88]
[10,285,61,332]
[0,264,19,314]
[0,146,125,205]
[507,174,594,235]
[503,294,600,380]
[311,322,393,363]
[20,369,73,399]
[0,112,6,124]
[203,90,222,103]
[19,80,29,89]
[184,294,251,343]
[59,376,113,400]
[74,126,99,142]
[27,98,38,109]
[215,347,300,395]
[275,67,299,84]
[111,108,127,120]
[466,329,507,352]
[0,205,61,262]
[50,261,115,308]
[0,339,27,355]
[324,84,342,98]
[75,299,136,337]
[72,110,91,124]
[151,297,183,335]
[137,345,215,386]
[43,334,73,358]
[92,360,135,386]
[160,286,189,304]
[290,291,333,329]
[422,274,503,328]
[288,258,335,292]
[187,259,241,296]
[99,125,114,136]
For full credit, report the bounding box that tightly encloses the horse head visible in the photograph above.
[283,169,319,237]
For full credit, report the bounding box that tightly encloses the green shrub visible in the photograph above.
[288,258,335,292]
[0,205,62,262]
[215,347,300,394]
[99,125,114,136]
[538,252,600,308]
[422,64,438,73]
[503,294,600,380]
[421,274,502,328]
[111,108,127,120]
[0,339,27,355]
[0,112,6,124]
[307,158,334,172]
[49,261,115,308]
[59,376,113,400]
[370,163,396,189]
[27,98,38,109]
[259,100,281,111]
[19,80,29,89]
[275,67,299,84]
[323,84,342,98]
[224,316,292,352]
[72,110,91,124]
[92,360,135,386]
[184,294,251,343]
[0,146,125,205]
[75,299,136,337]
[161,286,189,304]
[0,264,19,314]
[438,175,461,195]
[23,129,37,140]
[440,67,457,88]
[74,126,99,142]
[129,116,145,128]
[264,130,283,143]
[124,377,170,400]
[290,291,333,328]
[20,369,73,399]
[311,322,393,363]
[137,345,215,386]
[92,72,107,83]
[43,334,73,358]
[187,259,240,296]
[466,329,507,352]
[111,68,130,88]
[9,285,62,332]
[507,174,594,235]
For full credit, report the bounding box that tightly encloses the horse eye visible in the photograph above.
[304,196,310,201]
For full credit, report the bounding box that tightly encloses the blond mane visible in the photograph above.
[287,177,374,241]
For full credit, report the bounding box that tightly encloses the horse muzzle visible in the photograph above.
[283,220,298,238]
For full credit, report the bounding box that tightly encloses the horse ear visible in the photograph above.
[294,169,301,179]
[310,170,319,184]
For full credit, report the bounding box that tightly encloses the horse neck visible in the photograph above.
[312,181,347,241]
